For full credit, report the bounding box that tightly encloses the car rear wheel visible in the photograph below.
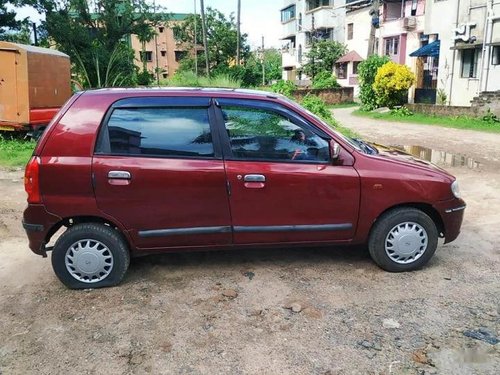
[368,208,438,272]
[51,223,130,289]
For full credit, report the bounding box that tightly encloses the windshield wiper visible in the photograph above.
[353,139,378,155]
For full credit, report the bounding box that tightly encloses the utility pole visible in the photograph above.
[200,0,210,76]
[194,0,198,76]
[367,0,381,57]
[32,23,38,46]
[311,13,316,80]
[261,35,265,86]
[236,0,241,65]
[154,0,160,85]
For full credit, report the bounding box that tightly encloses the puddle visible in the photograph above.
[390,145,481,169]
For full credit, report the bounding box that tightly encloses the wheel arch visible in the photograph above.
[44,215,132,250]
[370,203,445,239]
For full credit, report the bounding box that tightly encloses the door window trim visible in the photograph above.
[94,96,223,160]
[213,98,332,164]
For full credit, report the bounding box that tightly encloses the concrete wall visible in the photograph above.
[292,87,354,104]
[406,103,482,117]
[471,91,500,117]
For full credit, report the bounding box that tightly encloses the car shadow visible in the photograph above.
[126,245,373,283]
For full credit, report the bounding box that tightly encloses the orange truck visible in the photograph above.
[0,41,71,134]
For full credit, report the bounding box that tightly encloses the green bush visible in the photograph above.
[136,70,153,86]
[165,71,241,88]
[270,80,296,97]
[358,54,391,111]
[301,94,334,123]
[373,62,415,108]
[312,71,339,89]
[390,106,414,117]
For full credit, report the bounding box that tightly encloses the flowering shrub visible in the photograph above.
[358,55,391,111]
[373,62,415,108]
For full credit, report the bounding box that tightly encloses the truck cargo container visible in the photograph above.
[0,42,71,133]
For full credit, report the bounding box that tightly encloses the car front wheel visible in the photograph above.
[51,223,130,289]
[368,208,438,272]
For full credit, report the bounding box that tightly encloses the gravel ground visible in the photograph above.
[0,108,499,374]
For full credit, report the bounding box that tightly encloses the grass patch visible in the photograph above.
[0,135,36,168]
[353,109,500,133]
[328,102,359,109]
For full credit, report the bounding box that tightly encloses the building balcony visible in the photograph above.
[282,18,297,38]
[304,8,335,30]
[282,48,299,68]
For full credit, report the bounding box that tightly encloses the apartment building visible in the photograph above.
[336,0,427,99]
[419,0,500,106]
[281,0,346,82]
[130,13,191,81]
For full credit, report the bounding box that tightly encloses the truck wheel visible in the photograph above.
[368,208,438,272]
[51,223,130,289]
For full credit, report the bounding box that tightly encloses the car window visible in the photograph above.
[103,107,214,158]
[221,105,329,162]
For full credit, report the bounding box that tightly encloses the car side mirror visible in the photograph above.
[330,140,341,160]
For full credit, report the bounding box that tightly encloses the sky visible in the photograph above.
[11,0,283,50]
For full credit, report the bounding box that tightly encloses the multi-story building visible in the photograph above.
[280,0,346,82]
[336,0,427,99]
[418,0,500,106]
[130,13,191,81]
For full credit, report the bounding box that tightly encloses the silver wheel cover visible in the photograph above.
[385,222,428,264]
[65,239,114,283]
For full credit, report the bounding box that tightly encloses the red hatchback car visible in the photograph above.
[23,89,465,288]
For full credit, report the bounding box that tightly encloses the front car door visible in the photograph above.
[92,96,232,250]
[214,98,360,245]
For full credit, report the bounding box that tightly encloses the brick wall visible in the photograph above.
[406,104,481,117]
[292,87,354,105]
[471,91,500,117]
[407,91,500,118]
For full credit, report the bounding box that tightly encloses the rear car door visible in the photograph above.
[215,98,360,245]
[92,96,232,250]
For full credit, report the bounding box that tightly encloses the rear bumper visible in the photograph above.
[23,204,61,256]
[434,198,466,244]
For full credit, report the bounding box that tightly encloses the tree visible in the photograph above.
[199,0,209,75]
[32,0,159,88]
[0,0,21,39]
[135,21,157,85]
[302,40,347,79]
[358,54,391,110]
[173,7,249,75]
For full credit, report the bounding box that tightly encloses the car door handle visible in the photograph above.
[243,174,266,182]
[108,171,131,180]
[243,174,266,189]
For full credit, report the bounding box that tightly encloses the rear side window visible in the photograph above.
[99,107,214,158]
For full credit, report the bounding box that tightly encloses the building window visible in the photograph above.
[384,37,399,56]
[461,48,481,78]
[347,23,353,40]
[306,0,332,11]
[411,0,418,16]
[161,51,166,57]
[336,63,347,79]
[159,26,164,33]
[492,46,500,65]
[353,61,360,74]
[281,5,296,23]
[174,50,187,62]
[139,51,153,62]
[162,73,168,78]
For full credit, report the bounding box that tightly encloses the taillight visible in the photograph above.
[24,156,41,203]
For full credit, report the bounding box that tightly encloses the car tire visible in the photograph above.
[51,223,130,289]
[368,208,438,272]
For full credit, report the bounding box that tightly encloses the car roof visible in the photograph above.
[83,87,283,100]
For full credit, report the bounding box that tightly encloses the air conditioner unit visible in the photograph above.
[402,17,417,30]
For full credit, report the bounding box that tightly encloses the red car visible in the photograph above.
[23,89,465,289]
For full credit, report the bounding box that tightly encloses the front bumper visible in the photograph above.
[434,198,466,244]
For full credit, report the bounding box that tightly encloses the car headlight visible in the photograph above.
[451,180,461,198]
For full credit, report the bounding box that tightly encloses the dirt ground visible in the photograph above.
[0,108,499,374]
